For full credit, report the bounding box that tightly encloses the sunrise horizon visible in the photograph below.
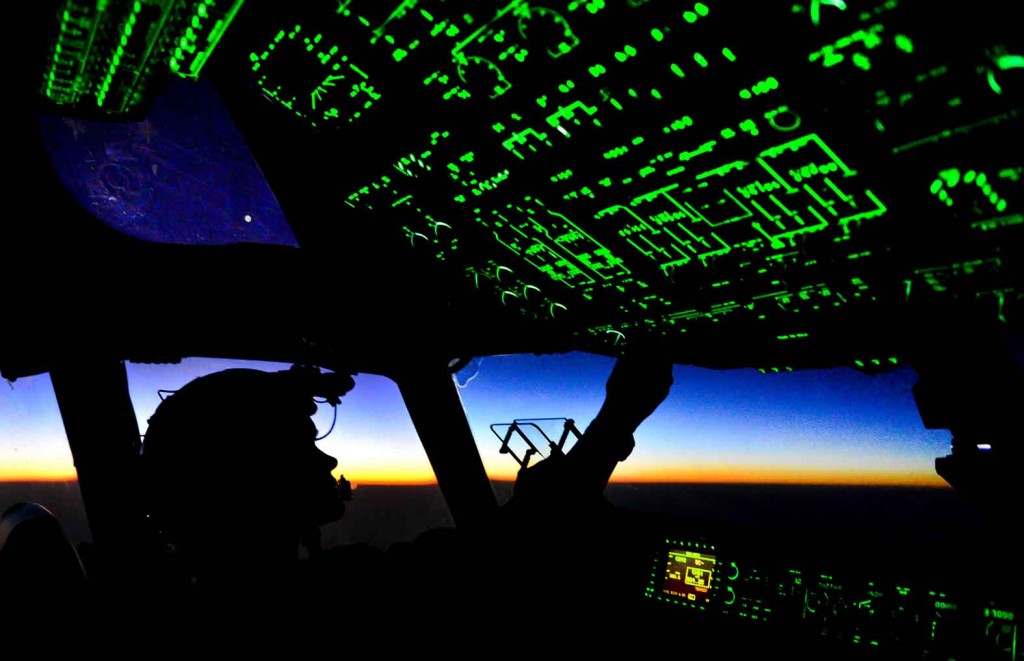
[0,471,949,488]
[2,354,954,498]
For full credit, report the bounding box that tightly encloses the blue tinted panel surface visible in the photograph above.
[37,78,297,247]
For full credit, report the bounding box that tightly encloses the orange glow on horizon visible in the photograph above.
[332,465,441,487]
[278,466,942,491]
[0,465,78,482]
[1,468,946,488]
[349,478,440,487]
[0,473,950,489]
[609,464,947,487]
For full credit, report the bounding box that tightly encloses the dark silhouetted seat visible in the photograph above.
[0,502,87,599]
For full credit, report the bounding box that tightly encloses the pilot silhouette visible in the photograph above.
[138,366,354,598]
[397,350,675,635]
[134,355,671,637]
[493,350,675,630]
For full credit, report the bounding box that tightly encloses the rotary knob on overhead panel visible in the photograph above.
[804,586,832,616]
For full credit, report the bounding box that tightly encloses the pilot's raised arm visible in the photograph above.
[459,351,675,634]
[510,350,674,511]
[568,352,675,490]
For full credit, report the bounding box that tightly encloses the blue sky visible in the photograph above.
[1,353,951,486]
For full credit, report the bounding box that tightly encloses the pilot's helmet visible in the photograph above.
[141,368,315,465]
[139,367,351,539]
